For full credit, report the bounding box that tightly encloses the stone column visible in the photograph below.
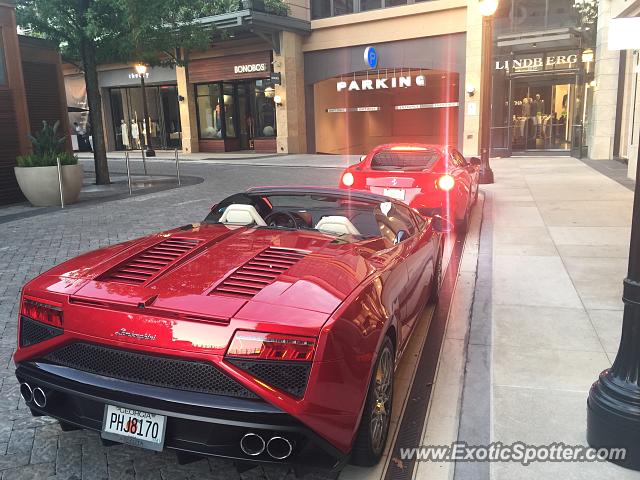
[274,31,307,154]
[462,0,482,158]
[627,53,640,180]
[176,63,199,153]
[589,0,620,160]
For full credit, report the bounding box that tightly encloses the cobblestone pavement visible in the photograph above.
[0,160,341,480]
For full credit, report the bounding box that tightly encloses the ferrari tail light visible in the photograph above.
[226,331,315,362]
[437,174,456,192]
[21,298,63,329]
[342,172,355,187]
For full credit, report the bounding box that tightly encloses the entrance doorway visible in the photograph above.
[110,85,181,151]
[510,75,581,153]
[491,72,588,158]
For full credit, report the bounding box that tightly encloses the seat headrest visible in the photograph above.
[219,204,267,226]
[315,216,360,236]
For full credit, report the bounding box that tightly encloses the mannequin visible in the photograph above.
[533,94,545,137]
[121,120,130,149]
[522,96,532,117]
[131,120,139,149]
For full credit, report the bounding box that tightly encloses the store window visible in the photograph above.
[0,29,7,86]
[253,80,277,138]
[197,83,223,139]
[360,0,381,11]
[311,0,406,19]
[333,0,353,16]
[195,80,277,147]
[223,83,236,138]
[110,84,181,150]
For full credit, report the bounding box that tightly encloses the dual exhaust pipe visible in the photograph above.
[20,382,48,408]
[240,432,293,460]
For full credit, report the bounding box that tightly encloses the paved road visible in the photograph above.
[0,160,342,479]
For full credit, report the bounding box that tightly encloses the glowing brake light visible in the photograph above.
[342,172,355,187]
[21,298,63,329]
[437,174,456,192]
[226,331,316,362]
[390,146,428,151]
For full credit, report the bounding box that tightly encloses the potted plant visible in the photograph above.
[14,121,83,207]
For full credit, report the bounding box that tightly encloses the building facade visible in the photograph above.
[0,2,70,205]
[609,0,640,180]
[60,0,631,163]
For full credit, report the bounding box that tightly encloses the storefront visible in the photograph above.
[304,35,466,155]
[98,66,181,151]
[489,0,596,157]
[189,51,278,153]
[490,46,594,157]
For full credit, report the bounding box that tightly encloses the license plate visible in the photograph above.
[383,188,406,201]
[101,404,166,451]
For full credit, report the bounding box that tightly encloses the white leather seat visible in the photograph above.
[219,204,267,226]
[315,216,361,236]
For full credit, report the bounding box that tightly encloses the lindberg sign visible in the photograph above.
[495,54,579,71]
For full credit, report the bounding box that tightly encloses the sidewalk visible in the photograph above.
[444,156,637,479]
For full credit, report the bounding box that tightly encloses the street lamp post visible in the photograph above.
[134,64,156,157]
[478,0,497,184]
[587,129,640,470]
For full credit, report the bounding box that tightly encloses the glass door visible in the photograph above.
[237,83,253,150]
[510,74,577,153]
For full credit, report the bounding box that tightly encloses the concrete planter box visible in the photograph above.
[14,164,83,207]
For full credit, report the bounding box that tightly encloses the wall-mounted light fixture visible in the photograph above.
[466,84,476,97]
[274,95,283,106]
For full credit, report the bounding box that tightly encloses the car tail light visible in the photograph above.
[21,299,63,329]
[342,172,355,187]
[226,331,315,362]
[437,174,455,192]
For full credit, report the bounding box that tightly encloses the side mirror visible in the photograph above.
[359,155,366,162]
[394,230,409,245]
[470,157,482,166]
[431,215,454,233]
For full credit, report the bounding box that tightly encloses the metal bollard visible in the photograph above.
[141,147,148,175]
[125,151,132,195]
[175,148,181,186]
[56,156,64,209]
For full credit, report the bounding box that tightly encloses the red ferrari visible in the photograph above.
[340,144,481,232]
[14,187,447,471]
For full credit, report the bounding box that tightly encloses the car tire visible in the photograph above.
[350,336,394,467]
[429,247,443,304]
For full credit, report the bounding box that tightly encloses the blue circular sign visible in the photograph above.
[364,47,378,69]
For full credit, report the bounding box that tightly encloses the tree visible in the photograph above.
[16,0,130,185]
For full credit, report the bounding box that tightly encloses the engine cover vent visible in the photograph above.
[211,247,308,298]
[99,237,201,285]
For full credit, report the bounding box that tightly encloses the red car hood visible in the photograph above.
[25,224,379,354]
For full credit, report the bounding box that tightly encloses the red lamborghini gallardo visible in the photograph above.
[14,187,447,471]
[340,144,481,232]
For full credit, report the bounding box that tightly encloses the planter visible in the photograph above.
[14,164,83,207]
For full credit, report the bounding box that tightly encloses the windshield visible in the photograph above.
[371,149,441,171]
[204,192,418,245]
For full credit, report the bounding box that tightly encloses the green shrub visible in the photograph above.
[16,121,77,167]
[263,0,289,15]
[16,151,77,168]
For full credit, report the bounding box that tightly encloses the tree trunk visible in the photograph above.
[80,37,110,185]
